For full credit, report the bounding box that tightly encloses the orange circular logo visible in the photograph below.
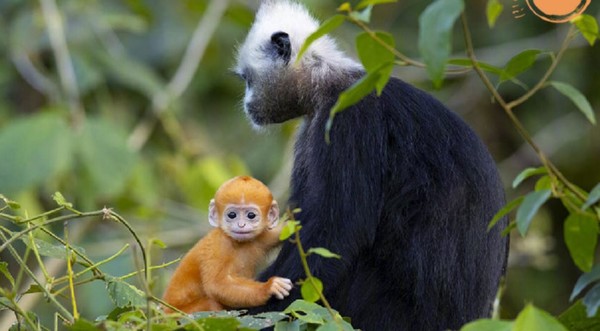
[525,0,591,23]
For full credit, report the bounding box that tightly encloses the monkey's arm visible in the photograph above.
[204,275,292,308]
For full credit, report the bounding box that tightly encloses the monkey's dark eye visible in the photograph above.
[227,212,237,219]
[247,212,256,220]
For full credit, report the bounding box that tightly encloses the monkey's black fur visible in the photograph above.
[249,76,508,331]
[237,3,509,329]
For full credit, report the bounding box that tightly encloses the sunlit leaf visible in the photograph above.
[572,14,599,46]
[307,247,341,259]
[486,0,503,28]
[516,189,551,236]
[460,319,513,331]
[549,81,596,125]
[356,31,395,94]
[564,213,598,272]
[67,318,100,331]
[0,195,20,210]
[418,0,464,88]
[583,183,600,210]
[512,166,547,188]
[514,304,568,331]
[301,277,323,303]
[500,50,542,82]
[488,196,524,231]
[326,65,390,141]
[279,221,301,241]
[296,15,346,63]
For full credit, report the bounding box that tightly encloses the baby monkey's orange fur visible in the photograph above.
[162,176,292,313]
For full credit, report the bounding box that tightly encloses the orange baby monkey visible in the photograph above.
[162,176,293,313]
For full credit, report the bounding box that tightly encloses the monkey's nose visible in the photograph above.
[238,222,246,228]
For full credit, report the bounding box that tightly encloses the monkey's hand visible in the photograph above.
[267,277,293,300]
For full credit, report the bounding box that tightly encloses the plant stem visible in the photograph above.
[459,13,587,204]
[293,228,337,320]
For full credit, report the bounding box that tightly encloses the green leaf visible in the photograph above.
[571,265,600,301]
[558,300,600,331]
[52,192,73,208]
[0,262,15,288]
[516,189,552,236]
[284,300,326,325]
[0,112,73,195]
[584,283,600,317]
[572,14,599,46]
[418,0,464,88]
[307,247,341,259]
[565,213,598,272]
[486,0,503,28]
[76,118,137,197]
[583,183,600,210]
[21,237,86,261]
[194,317,240,331]
[514,304,568,331]
[238,312,287,329]
[355,31,395,94]
[448,58,503,75]
[275,320,301,331]
[106,278,146,308]
[512,166,547,188]
[356,0,397,10]
[488,196,524,231]
[460,319,513,331]
[296,15,346,63]
[68,318,101,331]
[279,221,301,241]
[500,49,542,82]
[301,277,323,303]
[0,195,20,210]
[549,81,596,125]
[350,6,373,23]
[535,176,553,191]
[326,65,389,141]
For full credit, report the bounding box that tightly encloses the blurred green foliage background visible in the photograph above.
[0,0,598,326]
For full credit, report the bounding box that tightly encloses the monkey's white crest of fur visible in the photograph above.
[235,0,360,75]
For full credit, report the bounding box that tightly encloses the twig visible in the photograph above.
[459,13,587,203]
[127,0,231,151]
[38,0,84,126]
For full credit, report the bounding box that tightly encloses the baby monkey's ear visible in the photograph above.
[267,200,280,229]
[208,199,219,227]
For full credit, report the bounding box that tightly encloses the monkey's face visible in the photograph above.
[215,204,267,241]
[235,31,307,127]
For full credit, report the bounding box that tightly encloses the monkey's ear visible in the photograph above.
[208,199,219,227]
[271,32,291,64]
[267,200,280,229]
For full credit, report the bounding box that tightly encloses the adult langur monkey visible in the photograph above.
[233,1,508,330]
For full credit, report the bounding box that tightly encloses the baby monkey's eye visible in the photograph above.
[247,212,256,220]
[227,211,237,219]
